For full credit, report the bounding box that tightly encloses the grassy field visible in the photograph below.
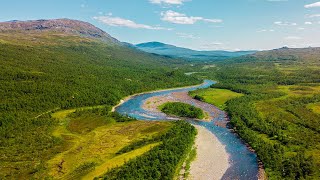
[307,103,320,114]
[256,87,320,131]
[189,88,243,110]
[255,84,320,120]
[33,108,172,179]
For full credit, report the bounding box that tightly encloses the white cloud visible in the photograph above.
[285,36,302,40]
[161,10,222,24]
[305,2,320,8]
[274,21,297,26]
[305,21,313,25]
[308,14,320,18]
[210,42,224,46]
[149,0,186,5]
[298,27,305,30]
[198,42,243,51]
[93,16,170,30]
[176,33,199,39]
[257,29,275,32]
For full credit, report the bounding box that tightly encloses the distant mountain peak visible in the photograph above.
[136,42,168,48]
[0,18,119,43]
[135,41,257,61]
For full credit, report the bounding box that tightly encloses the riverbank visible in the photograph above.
[189,125,230,180]
[141,91,228,123]
[114,79,261,179]
[142,92,213,122]
[111,81,210,112]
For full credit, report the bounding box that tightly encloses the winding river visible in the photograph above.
[115,80,259,180]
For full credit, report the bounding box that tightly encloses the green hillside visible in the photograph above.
[0,20,200,178]
[190,47,320,179]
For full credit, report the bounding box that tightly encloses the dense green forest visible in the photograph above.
[160,102,204,119]
[101,121,197,180]
[0,31,200,178]
[2,19,320,180]
[190,48,320,179]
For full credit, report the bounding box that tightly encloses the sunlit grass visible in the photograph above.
[46,109,172,179]
[255,84,320,123]
[307,103,320,115]
[52,109,76,119]
[277,85,320,97]
[51,105,106,119]
[189,88,243,110]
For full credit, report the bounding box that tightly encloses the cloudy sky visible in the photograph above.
[1,0,320,50]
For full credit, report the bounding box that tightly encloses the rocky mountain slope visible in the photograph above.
[0,19,119,43]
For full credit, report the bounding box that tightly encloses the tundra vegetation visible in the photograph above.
[0,31,200,179]
[189,48,320,179]
[1,20,320,180]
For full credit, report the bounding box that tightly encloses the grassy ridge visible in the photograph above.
[0,31,200,179]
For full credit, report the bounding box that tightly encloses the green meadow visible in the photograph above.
[307,103,320,115]
[38,108,172,179]
[189,88,243,110]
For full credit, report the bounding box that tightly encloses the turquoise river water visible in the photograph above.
[116,80,259,180]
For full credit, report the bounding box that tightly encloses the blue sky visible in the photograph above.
[1,0,320,50]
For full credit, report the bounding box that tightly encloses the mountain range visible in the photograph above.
[135,42,257,61]
[1,19,256,62]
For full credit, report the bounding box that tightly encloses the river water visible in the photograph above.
[115,80,259,180]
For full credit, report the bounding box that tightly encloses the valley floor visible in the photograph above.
[139,88,238,179]
[142,91,223,122]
